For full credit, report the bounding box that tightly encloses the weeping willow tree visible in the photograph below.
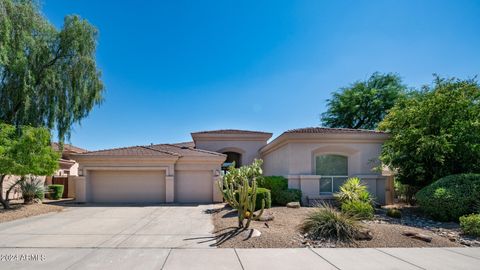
[0,0,104,142]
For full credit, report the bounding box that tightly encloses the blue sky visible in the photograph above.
[42,0,480,150]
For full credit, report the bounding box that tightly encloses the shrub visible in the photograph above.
[459,214,480,237]
[276,189,302,206]
[48,184,64,200]
[335,177,372,204]
[416,174,480,221]
[234,187,271,211]
[341,200,374,220]
[394,180,418,204]
[20,178,45,204]
[386,208,402,219]
[300,204,360,242]
[257,176,288,205]
[257,176,288,192]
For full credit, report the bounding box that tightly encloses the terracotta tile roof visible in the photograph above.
[191,129,272,135]
[52,143,87,153]
[284,127,387,134]
[76,145,179,157]
[172,141,195,148]
[75,143,225,158]
[148,144,225,157]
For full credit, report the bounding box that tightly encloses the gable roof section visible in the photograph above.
[191,129,271,135]
[147,144,225,157]
[52,143,88,153]
[73,145,179,157]
[191,129,273,142]
[261,127,390,155]
[172,141,195,148]
[73,143,225,158]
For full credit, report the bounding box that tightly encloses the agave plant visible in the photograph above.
[20,177,44,204]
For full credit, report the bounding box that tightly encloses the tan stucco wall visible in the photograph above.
[194,140,267,166]
[261,134,389,204]
[1,175,47,200]
[174,170,213,203]
[69,162,79,176]
[262,144,290,176]
[262,141,383,175]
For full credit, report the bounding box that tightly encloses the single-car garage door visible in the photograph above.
[89,170,166,203]
[175,171,213,203]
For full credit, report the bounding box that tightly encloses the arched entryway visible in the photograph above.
[222,151,242,170]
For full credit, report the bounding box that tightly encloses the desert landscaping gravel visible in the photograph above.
[0,203,63,223]
[212,204,463,248]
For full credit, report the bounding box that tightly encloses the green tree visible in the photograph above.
[0,0,104,141]
[0,122,59,209]
[321,72,406,129]
[379,77,480,190]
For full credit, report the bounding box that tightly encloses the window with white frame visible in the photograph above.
[315,154,348,194]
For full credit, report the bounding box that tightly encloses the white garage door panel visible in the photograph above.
[89,170,166,203]
[175,171,213,203]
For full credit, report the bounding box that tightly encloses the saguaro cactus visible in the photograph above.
[221,159,265,228]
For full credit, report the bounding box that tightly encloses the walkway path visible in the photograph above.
[0,247,478,269]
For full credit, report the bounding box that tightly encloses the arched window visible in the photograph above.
[315,155,348,194]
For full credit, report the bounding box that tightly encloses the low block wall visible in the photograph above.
[287,174,388,205]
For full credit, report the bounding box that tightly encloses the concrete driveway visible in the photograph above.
[0,204,217,248]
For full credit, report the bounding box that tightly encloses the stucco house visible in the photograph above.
[72,128,393,205]
[2,143,86,200]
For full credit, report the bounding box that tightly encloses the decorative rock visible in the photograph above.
[257,214,274,221]
[242,228,262,239]
[356,228,373,240]
[286,202,301,208]
[402,231,432,242]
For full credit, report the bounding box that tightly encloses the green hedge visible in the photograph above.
[234,187,271,211]
[276,189,302,205]
[257,176,301,205]
[257,176,288,193]
[48,184,64,200]
[416,174,480,221]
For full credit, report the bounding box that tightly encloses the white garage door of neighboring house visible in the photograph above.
[89,170,166,203]
[175,171,213,203]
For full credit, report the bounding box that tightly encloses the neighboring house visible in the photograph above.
[46,143,87,198]
[2,143,86,200]
[72,128,393,205]
[50,143,88,177]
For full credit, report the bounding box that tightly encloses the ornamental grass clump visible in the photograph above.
[341,200,374,220]
[300,204,360,242]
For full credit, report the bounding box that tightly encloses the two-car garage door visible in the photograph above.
[89,170,166,203]
[88,169,214,203]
